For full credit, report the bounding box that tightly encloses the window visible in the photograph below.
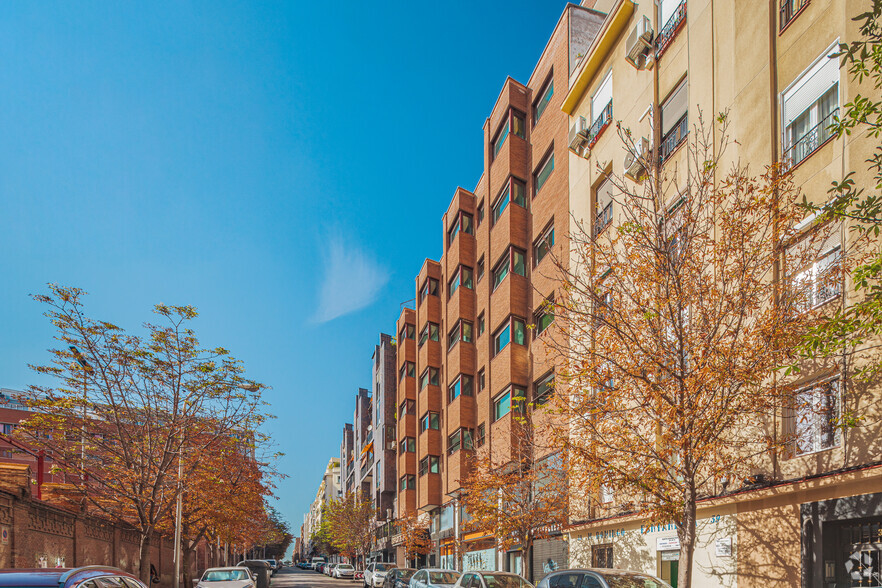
[399,323,415,341]
[448,211,475,246]
[399,361,415,381]
[448,428,475,454]
[788,233,841,312]
[793,378,840,455]
[476,423,486,448]
[400,437,416,453]
[419,322,440,347]
[657,0,686,56]
[780,0,809,30]
[399,474,415,491]
[448,374,474,402]
[534,151,555,195]
[600,484,614,504]
[783,43,840,168]
[534,297,554,336]
[420,411,441,432]
[478,312,485,336]
[534,222,555,266]
[385,424,396,450]
[594,178,615,237]
[493,386,525,421]
[429,455,440,473]
[478,201,485,225]
[591,71,613,126]
[493,110,526,158]
[419,456,429,477]
[448,320,474,349]
[477,256,485,282]
[420,277,440,302]
[492,177,527,224]
[534,76,554,123]
[534,372,554,406]
[478,368,485,392]
[420,367,440,390]
[399,399,415,418]
[591,545,613,568]
[449,266,474,297]
[660,79,688,162]
[492,247,526,290]
[493,316,527,355]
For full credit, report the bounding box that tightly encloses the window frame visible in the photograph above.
[399,474,416,491]
[399,398,415,419]
[492,109,527,159]
[447,319,474,350]
[534,296,555,337]
[448,373,474,403]
[534,371,555,406]
[492,246,527,291]
[448,265,474,298]
[419,366,440,390]
[399,436,416,453]
[493,316,527,356]
[492,177,527,225]
[420,277,440,303]
[399,361,415,382]
[493,386,525,421]
[534,148,555,196]
[533,221,555,266]
[533,73,554,125]
[448,210,475,246]
[792,376,841,456]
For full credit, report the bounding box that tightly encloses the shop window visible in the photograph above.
[782,42,840,169]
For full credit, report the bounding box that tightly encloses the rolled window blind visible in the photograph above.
[662,80,689,136]
[592,71,613,122]
[783,42,840,127]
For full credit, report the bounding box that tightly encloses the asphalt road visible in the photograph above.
[271,568,362,588]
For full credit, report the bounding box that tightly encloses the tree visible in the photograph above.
[550,116,834,588]
[797,2,882,385]
[459,403,567,582]
[323,492,376,562]
[396,509,432,567]
[17,285,268,584]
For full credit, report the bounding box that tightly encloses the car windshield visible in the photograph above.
[375,564,391,572]
[339,565,354,570]
[481,575,531,588]
[203,570,249,581]
[429,572,460,585]
[603,576,672,588]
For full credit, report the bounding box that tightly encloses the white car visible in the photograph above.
[409,569,461,588]
[335,564,356,579]
[364,562,395,588]
[197,567,256,588]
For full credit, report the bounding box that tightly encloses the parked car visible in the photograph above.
[0,567,148,588]
[364,562,395,588]
[451,572,533,588]
[410,569,461,588]
[535,569,672,588]
[326,563,340,576]
[335,564,356,579]
[197,567,256,588]
[237,560,273,588]
[384,568,416,588]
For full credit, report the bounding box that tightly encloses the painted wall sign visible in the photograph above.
[656,536,680,551]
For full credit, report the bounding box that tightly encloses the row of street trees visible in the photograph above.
[16,285,288,585]
[455,7,882,588]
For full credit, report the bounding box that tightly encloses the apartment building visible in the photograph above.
[370,333,398,561]
[354,387,372,497]
[394,5,606,578]
[340,422,355,495]
[303,458,342,556]
[563,0,881,586]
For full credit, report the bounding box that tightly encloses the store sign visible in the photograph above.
[463,548,495,572]
[661,551,680,561]
[715,537,732,557]
[656,536,680,551]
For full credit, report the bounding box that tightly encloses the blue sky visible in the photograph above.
[0,1,572,542]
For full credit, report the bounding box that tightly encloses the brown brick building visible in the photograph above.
[393,5,605,577]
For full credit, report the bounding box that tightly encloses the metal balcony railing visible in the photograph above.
[656,1,687,58]
[780,0,809,30]
[594,202,613,238]
[586,102,613,150]
[659,115,688,163]
[783,108,839,170]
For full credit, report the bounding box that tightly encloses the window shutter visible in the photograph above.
[783,44,840,127]
[659,0,680,28]
[591,72,613,121]
[596,178,616,211]
[662,80,688,135]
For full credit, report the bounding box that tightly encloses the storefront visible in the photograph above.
[568,512,736,588]
[463,538,497,572]
[532,536,568,581]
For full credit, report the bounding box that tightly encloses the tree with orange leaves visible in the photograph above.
[324,491,376,563]
[17,285,269,584]
[396,509,432,567]
[550,115,837,588]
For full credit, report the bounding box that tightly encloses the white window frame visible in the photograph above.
[793,377,841,456]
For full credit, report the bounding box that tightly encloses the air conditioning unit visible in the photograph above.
[624,137,650,181]
[625,16,654,70]
[568,116,590,156]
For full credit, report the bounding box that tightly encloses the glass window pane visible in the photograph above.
[430,412,440,429]
[463,322,473,343]
[535,81,554,122]
[494,186,511,223]
[495,392,511,421]
[430,323,440,341]
[512,113,525,139]
[494,262,509,289]
[512,180,526,207]
[513,250,525,276]
[462,213,474,235]
[493,122,510,158]
[513,319,526,345]
[495,324,511,354]
[536,155,554,194]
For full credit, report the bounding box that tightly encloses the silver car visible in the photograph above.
[535,569,672,588]
[452,572,532,588]
[410,569,462,588]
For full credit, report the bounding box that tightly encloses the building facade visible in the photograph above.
[563,0,881,586]
[393,4,606,579]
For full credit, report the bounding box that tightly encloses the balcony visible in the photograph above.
[656,0,686,58]
[586,102,613,151]
[594,202,613,238]
[783,108,839,171]
[780,0,808,31]
[659,115,688,163]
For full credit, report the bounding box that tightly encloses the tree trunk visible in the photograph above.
[137,532,152,585]
[182,542,194,588]
[521,538,532,583]
[677,487,697,588]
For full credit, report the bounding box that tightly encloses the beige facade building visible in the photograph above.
[563,0,881,586]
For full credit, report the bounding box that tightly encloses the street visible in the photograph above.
[271,568,363,588]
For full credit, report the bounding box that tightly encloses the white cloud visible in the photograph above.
[312,231,388,324]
